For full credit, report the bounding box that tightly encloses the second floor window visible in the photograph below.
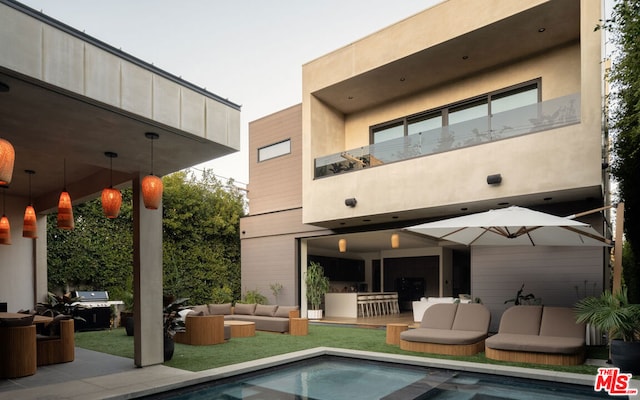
[258,139,291,162]
[371,81,540,144]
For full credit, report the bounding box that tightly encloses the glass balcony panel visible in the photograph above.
[314,93,580,178]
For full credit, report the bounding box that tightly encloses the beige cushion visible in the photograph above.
[208,303,232,315]
[255,304,278,317]
[451,303,490,333]
[274,305,299,318]
[485,333,585,354]
[539,306,585,339]
[498,305,542,335]
[234,303,256,315]
[401,328,486,345]
[420,303,458,329]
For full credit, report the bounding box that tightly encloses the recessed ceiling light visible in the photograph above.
[544,197,552,201]
[363,219,371,222]
[460,207,468,211]
[462,55,469,60]
[392,216,399,219]
[347,96,354,100]
[497,202,509,206]
[538,28,546,33]
[399,77,406,82]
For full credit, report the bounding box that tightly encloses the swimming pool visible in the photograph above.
[146,355,614,399]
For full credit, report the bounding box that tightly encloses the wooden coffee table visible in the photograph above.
[224,320,255,337]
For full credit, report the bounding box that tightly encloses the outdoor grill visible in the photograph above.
[72,290,122,331]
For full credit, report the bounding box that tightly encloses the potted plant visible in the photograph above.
[163,297,188,362]
[305,261,330,320]
[575,288,640,374]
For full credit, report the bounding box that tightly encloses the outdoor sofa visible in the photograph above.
[411,296,471,322]
[400,302,491,356]
[185,303,300,333]
[484,305,586,366]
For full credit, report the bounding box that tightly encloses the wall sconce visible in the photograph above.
[141,132,163,210]
[0,137,15,186]
[338,238,347,253]
[101,152,122,218]
[486,174,502,185]
[345,198,357,207]
[22,170,37,239]
[0,186,10,245]
[391,233,400,249]
[57,160,74,230]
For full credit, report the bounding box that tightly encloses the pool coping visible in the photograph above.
[108,347,637,399]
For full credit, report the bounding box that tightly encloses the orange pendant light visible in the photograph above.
[141,132,163,210]
[0,186,10,245]
[57,160,74,230]
[391,233,400,248]
[0,137,15,186]
[338,238,347,253]
[22,170,37,238]
[57,191,74,230]
[101,152,121,218]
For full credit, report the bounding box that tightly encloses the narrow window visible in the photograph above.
[372,122,404,144]
[258,139,291,162]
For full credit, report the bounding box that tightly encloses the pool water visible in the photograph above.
[147,356,615,400]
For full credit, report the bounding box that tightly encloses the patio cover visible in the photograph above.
[404,206,610,247]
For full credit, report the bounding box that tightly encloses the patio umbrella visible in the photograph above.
[405,206,610,246]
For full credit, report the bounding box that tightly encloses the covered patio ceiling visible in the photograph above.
[306,229,455,254]
[0,69,239,213]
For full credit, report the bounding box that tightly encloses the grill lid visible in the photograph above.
[73,290,109,302]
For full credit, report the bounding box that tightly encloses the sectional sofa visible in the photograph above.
[185,303,300,333]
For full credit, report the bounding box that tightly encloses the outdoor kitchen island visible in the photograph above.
[324,292,398,318]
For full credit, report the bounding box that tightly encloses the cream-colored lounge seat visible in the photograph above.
[400,302,490,356]
[485,305,586,366]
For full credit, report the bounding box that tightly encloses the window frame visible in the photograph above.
[370,79,541,144]
[257,138,291,162]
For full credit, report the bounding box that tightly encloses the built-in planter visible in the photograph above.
[611,339,640,375]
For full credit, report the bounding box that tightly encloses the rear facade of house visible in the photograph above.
[241,0,610,330]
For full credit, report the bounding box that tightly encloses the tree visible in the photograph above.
[604,0,640,301]
[162,170,245,304]
[46,190,133,298]
[47,169,245,305]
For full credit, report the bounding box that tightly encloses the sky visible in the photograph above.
[17,0,445,186]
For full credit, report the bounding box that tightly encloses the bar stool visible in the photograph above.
[357,295,368,317]
[389,293,400,314]
[365,295,377,317]
[374,294,386,316]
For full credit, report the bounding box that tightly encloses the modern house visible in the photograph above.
[240,0,610,330]
[0,0,240,366]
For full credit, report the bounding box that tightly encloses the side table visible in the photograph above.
[386,323,408,345]
[290,318,308,336]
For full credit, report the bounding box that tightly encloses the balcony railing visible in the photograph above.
[314,93,580,178]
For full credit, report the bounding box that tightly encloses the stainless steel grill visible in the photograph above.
[71,291,123,331]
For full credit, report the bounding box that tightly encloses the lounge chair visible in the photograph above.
[400,302,490,356]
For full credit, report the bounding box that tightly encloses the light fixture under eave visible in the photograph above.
[57,160,74,230]
[338,238,347,253]
[141,132,163,210]
[0,137,15,186]
[391,233,400,249]
[102,152,122,218]
[22,170,37,238]
[0,186,10,245]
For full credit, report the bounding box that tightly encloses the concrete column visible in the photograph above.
[132,173,163,367]
[34,215,48,305]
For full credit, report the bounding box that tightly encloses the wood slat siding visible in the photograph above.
[471,246,604,332]
[248,104,302,216]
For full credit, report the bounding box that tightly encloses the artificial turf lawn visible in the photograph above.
[75,324,605,375]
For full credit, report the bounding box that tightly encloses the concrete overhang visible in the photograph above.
[310,0,580,114]
[0,0,241,212]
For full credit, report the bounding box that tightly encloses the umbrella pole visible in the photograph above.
[613,203,624,294]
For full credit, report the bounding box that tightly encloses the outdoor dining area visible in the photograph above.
[0,312,75,379]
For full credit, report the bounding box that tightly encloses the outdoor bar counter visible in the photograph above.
[325,292,397,318]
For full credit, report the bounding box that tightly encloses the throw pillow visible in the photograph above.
[208,303,232,315]
[255,304,278,317]
[233,303,256,315]
[274,305,299,318]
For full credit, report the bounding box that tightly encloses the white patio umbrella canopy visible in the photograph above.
[405,206,610,246]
